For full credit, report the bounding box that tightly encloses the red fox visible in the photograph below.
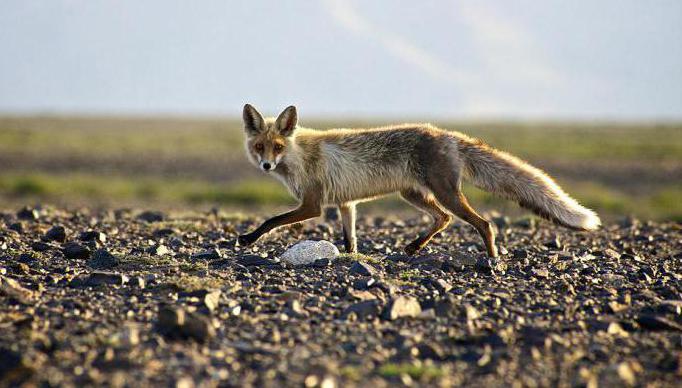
[237,104,600,257]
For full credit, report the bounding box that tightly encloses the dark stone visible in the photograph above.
[79,230,107,243]
[44,226,66,243]
[636,315,682,331]
[432,296,457,317]
[156,306,215,342]
[341,300,382,321]
[17,253,37,264]
[348,261,376,276]
[62,242,91,260]
[0,346,34,385]
[416,342,445,360]
[237,254,273,266]
[545,236,562,250]
[181,313,215,342]
[70,272,129,287]
[191,249,222,261]
[409,254,444,268]
[157,305,184,336]
[476,257,507,273]
[453,332,506,348]
[153,228,176,237]
[137,211,165,223]
[353,277,376,290]
[31,241,51,252]
[513,249,529,259]
[655,300,682,315]
[16,207,39,221]
[518,326,549,347]
[374,281,398,296]
[312,258,331,267]
[8,222,23,233]
[87,249,119,269]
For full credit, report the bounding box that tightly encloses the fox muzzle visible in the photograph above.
[260,161,275,172]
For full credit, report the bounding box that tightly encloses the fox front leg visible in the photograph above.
[237,199,322,247]
[339,203,357,253]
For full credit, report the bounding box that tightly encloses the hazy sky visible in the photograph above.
[1,0,681,119]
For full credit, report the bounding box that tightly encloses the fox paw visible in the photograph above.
[237,234,257,247]
[404,241,422,256]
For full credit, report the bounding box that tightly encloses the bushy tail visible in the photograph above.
[457,137,601,230]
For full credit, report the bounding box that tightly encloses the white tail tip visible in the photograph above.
[579,211,601,231]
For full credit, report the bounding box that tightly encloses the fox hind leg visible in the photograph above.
[431,188,498,257]
[400,189,452,255]
[339,203,357,253]
[426,170,499,257]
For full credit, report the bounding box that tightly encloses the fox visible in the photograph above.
[237,104,601,257]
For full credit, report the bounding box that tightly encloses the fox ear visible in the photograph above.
[275,105,297,137]
[243,104,265,136]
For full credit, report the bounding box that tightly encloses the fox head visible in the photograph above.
[242,104,298,172]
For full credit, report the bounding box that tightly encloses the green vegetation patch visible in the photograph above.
[163,274,223,292]
[0,173,294,207]
[378,362,446,380]
[338,252,381,265]
[398,269,421,281]
[118,255,176,269]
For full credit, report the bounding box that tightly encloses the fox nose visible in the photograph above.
[262,162,271,171]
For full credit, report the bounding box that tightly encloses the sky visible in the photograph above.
[0,0,681,120]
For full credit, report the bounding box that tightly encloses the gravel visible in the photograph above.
[0,206,680,387]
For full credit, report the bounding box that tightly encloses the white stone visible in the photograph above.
[280,240,340,266]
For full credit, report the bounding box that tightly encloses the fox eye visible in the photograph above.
[274,144,284,152]
[254,143,264,151]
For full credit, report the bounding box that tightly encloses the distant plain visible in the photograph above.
[1,116,680,221]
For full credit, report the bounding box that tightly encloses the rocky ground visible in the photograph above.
[1,205,681,387]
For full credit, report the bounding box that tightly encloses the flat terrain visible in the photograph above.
[1,206,681,387]
[1,116,681,220]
